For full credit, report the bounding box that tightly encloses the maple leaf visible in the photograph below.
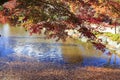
[0,12,7,24]
[3,0,17,11]
[92,42,106,52]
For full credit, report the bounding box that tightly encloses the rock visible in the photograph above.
[98,36,107,44]
[81,37,88,42]
[66,29,74,36]
[116,50,120,56]
[65,29,80,38]
[107,40,118,47]
[116,43,120,49]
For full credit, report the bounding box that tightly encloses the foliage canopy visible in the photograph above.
[0,0,120,52]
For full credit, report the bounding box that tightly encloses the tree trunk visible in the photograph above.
[115,25,117,34]
[113,54,116,65]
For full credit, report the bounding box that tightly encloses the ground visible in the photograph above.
[0,60,120,80]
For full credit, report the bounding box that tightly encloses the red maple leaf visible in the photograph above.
[0,12,7,24]
[3,0,17,11]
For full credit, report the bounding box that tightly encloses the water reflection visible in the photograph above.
[0,36,112,66]
[0,24,120,67]
[0,36,14,56]
[62,42,83,63]
[62,46,83,64]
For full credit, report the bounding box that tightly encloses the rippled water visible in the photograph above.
[0,24,120,67]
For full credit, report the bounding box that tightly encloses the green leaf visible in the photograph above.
[0,6,4,11]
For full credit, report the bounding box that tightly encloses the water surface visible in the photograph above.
[0,24,120,67]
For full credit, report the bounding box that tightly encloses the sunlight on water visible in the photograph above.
[0,24,120,67]
[0,24,9,50]
[2,24,10,37]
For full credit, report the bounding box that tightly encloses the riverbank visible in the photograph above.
[0,61,120,80]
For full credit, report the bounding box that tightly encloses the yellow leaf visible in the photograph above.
[99,0,104,3]
[18,16,24,21]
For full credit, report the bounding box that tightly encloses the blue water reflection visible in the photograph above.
[0,36,120,67]
[0,36,15,56]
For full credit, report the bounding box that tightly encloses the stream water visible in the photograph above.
[0,24,120,67]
